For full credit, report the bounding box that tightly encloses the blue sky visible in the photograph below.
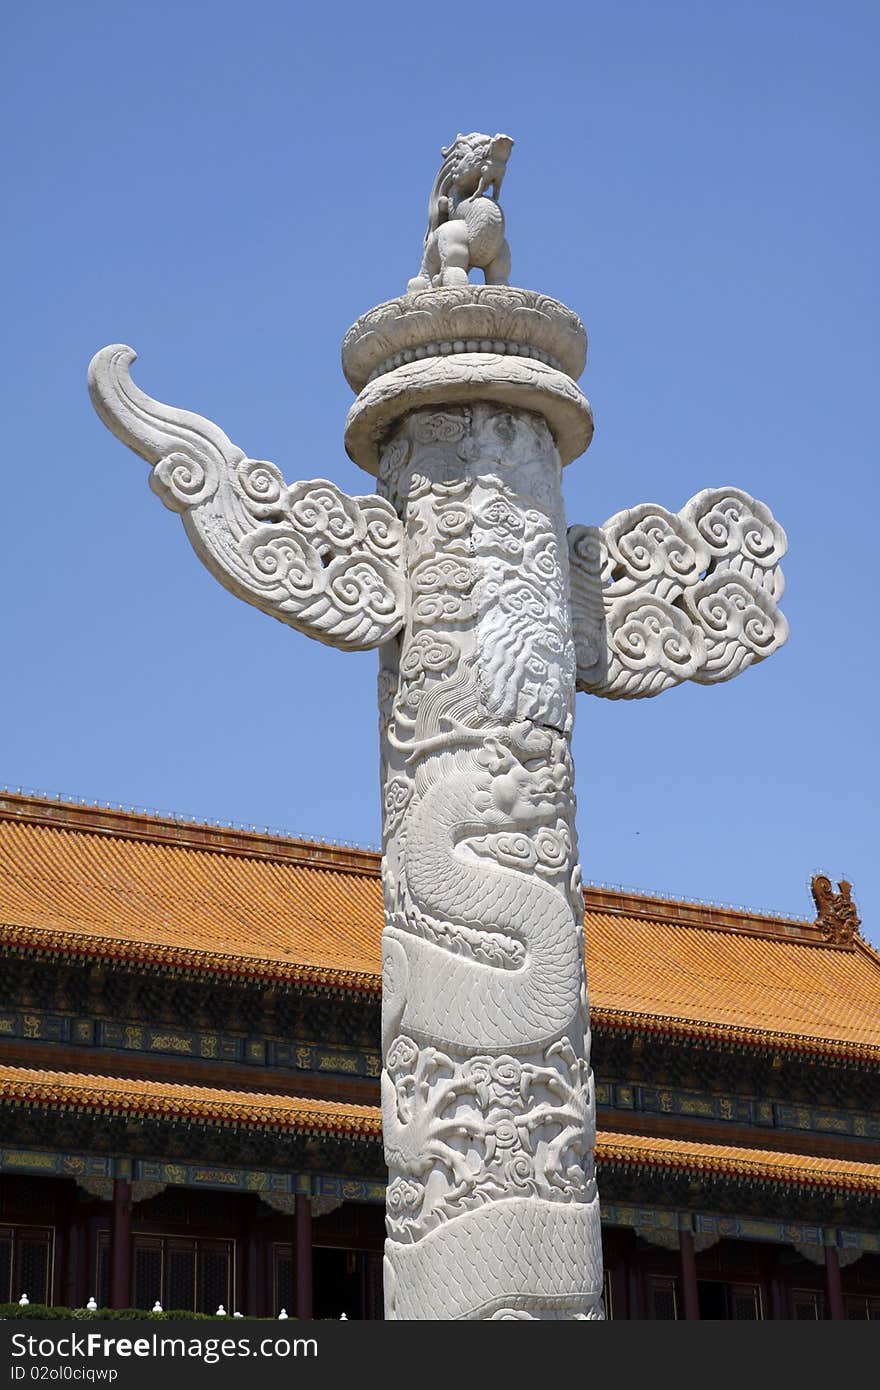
[2,1,877,943]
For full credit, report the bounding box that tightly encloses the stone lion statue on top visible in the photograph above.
[407,132,514,293]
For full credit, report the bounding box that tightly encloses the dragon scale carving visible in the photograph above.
[377,404,601,1319]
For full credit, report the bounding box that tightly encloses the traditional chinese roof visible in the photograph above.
[597,1130,880,1195]
[1,1062,878,1196]
[579,894,880,1063]
[0,793,382,994]
[0,1063,379,1141]
[1,792,879,1062]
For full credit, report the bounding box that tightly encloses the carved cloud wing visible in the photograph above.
[88,345,405,651]
[569,488,788,699]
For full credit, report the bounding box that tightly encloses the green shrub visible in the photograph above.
[0,1304,248,1320]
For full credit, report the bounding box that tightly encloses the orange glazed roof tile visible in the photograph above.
[596,1130,880,1195]
[1,792,879,1060]
[1,1063,878,1196]
[584,909,880,1062]
[0,1064,380,1141]
[0,794,384,994]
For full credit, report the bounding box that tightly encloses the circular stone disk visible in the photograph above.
[341,286,587,394]
[344,354,593,474]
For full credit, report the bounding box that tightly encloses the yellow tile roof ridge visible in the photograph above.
[591,1004,880,1063]
[1,792,878,1060]
[0,919,383,994]
[6,787,876,946]
[0,790,832,938]
[599,1129,880,1192]
[580,884,817,940]
[0,791,381,877]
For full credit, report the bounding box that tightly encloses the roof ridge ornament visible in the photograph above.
[811,875,861,945]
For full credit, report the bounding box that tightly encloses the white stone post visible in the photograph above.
[341,292,602,1318]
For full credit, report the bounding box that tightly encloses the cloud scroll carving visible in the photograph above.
[88,345,405,652]
[569,487,788,699]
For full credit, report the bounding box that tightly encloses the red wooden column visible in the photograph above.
[294,1194,313,1319]
[263,1236,275,1315]
[57,1183,74,1308]
[238,1195,264,1317]
[625,1234,644,1320]
[763,1245,785,1320]
[768,1273,785,1320]
[109,1179,132,1309]
[679,1230,700,1320]
[85,1216,100,1307]
[243,1225,264,1317]
[62,1211,86,1309]
[824,1245,845,1320]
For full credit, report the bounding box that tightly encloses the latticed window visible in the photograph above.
[118,1235,234,1312]
[273,1244,293,1316]
[165,1242,195,1310]
[792,1288,823,1320]
[602,1267,614,1320]
[728,1283,763,1320]
[96,1232,110,1308]
[200,1246,230,1314]
[845,1296,880,1320]
[133,1239,163,1309]
[647,1275,678,1320]
[0,1224,53,1305]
